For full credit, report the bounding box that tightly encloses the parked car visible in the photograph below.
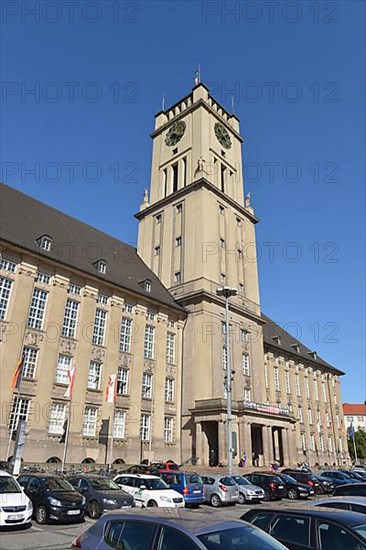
[0,461,13,474]
[67,475,134,519]
[0,471,32,528]
[241,506,366,550]
[244,473,286,501]
[156,461,180,473]
[334,483,366,497]
[123,464,160,476]
[313,474,335,494]
[113,474,184,508]
[281,469,323,494]
[71,508,288,549]
[17,474,85,524]
[160,472,205,507]
[230,475,265,504]
[318,470,361,487]
[275,473,314,500]
[311,496,366,514]
[201,474,239,507]
[341,470,366,481]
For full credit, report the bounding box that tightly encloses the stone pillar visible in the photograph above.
[218,421,226,466]
[282,428,290,466]
[266,426,274,465]
[262,426,269,466]
[243,422,252,459]
[195,422,203,465]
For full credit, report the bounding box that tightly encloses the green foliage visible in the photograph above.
[348,428,366,460]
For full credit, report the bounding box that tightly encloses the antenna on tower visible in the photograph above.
[231,95,235,114]
[162,92,165,111]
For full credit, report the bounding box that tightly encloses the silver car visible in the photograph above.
[230,474,265,504]
[201,474,239,507]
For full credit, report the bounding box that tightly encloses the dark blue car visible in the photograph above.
[160,472,205,507]
[318,471,361,487]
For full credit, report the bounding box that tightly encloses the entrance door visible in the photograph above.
[202,422,218,466]
[251,425,264,465]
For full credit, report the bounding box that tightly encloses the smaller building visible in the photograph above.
[343,403,366,433]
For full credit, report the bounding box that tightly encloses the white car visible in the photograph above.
[113,474,185,508]
[0,470,33,527]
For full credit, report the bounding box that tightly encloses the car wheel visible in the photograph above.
[88,500,100,519]
[238,492,246,505]
[35,505,47,525]
[263,489,271,502]
[147,500,158,507]
[210,494,222,507]
[287,488,298,500]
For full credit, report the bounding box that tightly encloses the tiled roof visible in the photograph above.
[0,183,185,312]
[262,313,343,375]
[343,403,366,415]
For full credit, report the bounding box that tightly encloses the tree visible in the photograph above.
[347,428,366,461]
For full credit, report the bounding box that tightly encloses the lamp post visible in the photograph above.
[216,286,237,475]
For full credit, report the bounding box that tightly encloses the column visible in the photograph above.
[262,426,269,466]
[243,422,252,459]
[218,421,226,466]
[282,428,290,466]
[266,426,274,465]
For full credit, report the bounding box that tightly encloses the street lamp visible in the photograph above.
[216,286,237,475]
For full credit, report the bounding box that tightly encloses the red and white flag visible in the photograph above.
[64,362,76,399]
[106,374,117,404]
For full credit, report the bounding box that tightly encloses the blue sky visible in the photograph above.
[2,1,365,401]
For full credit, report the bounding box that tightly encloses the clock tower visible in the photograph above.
[136,83,267,465]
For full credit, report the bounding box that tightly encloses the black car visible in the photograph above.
[241,506,366,550]
[67,474,134,519]
[281,470,322,494]
[17,474,85,524]
[334,483,366,497]
[276,473,314,500]
[244,473,286,501]
[313,474,334,494]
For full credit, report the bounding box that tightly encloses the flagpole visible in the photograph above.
[5,354,26,462]
[108,413,114,471]
[352,433,358,463]
[61,402,71,472]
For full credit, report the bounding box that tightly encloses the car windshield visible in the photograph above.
[280,474,296,483]
[232,476,251,486]
[186,474,203,484]
[353,524,366,541]
[43,478,75,492]
[0,476,21,494]
[198,525,287,549]
[89,477,121,490]
[144,478,169,490]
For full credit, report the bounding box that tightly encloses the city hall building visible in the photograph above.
[0,83,349,467]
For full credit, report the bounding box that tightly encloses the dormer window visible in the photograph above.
[139,279,152,293]
[291,343,300,353]
[38,235,52,252]
[308,351,317,360]
[94,260,107,274]
[272,335,281,345]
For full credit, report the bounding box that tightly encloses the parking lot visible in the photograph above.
[0,497,322,550]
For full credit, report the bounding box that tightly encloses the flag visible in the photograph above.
[10,353,25,389]
[194,70,200,86]
[349,422,355,439]
[340,418,345,437]
[106,374,117,404]
[64,363,76,398]
[59,418,68,443]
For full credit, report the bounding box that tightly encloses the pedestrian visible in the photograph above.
[242,451,247,467]
[252,452,256,467]
[271,460,279,474]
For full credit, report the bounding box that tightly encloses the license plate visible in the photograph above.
[8,514,23,520]
[300,493,308,496]
[278,485,284,489]
[67,510,80,515]
[193,490,201,494]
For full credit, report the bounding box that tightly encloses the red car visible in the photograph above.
[156,461,180,473]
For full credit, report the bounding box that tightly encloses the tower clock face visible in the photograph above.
[165,121,186,147]
[214,122,232,149]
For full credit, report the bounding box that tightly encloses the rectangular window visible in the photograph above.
[328,436,333,452]
[146,311,155,322]
[8,397,30,434]
[88,361,102,390]
[172,163,178,193]
[333,393,337,404]
[336,414,340,428]
[320,435,324,452]
[62,298,79,338]
[295,373,301,396]
[285,371,291,393]
[298,406,303,423]
[144,325,155,359]
[97,294,108,305]
[264,364,269,388]
[308,408,313,425]
[40,236,52,251]
[27,288,48,329]
[305,377,310,398]
[175,236,182,247]
[326,413,331,428]
[140,414,151,441]
[0,258,16,272]
[142,372,153,399]
[92,308,107,346]
[274,367,280,391]
[176,203,183,214]
[310,434,316,452]
[164,417,174,443]
[241,329,250,342]
[301,432,306,452]
[221,321,226,335]
[113,411,126,439]
[314,378,319,400]
[182,157,187,187]
[166,332,175,364]
[221,164,226,192]
[322,382,328,402]
[22,347,38,379]
[68,284,81,296]
[36,272,50,284]
[155,214,162,224]
[0,277,13,320]
[222,346,227,371]
[244,388,251,403]
[123,303,133,313]
[117,367,129,395]
[242,353,250,376]
[82,407,98,437]
[49,403,66,435]
[55,354,72,385]
[165,378,174,402]
[119,317,132,353]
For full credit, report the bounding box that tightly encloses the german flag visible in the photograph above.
[10,353,25,389]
